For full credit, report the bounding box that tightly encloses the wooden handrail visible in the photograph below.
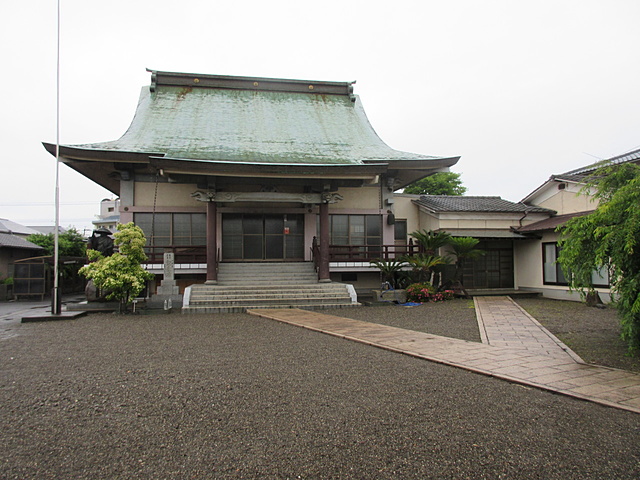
[144,245,207,264]
[143,243,421,264]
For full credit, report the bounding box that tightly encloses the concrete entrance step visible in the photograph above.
[191,292,351,301]
[217,262,318,284]
[183,262,358,313]
[190,284,348,293]
[185,303,359,314]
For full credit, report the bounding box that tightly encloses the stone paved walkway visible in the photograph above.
[248,297,640,414]
[474,296,584,362]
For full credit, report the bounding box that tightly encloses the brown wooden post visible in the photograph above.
[318,201,330,282]
[205,201,218,284]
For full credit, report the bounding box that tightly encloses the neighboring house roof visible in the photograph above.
[0,233,44,250]
[522,147,640,203]
[413,196,555,214]
[516,210,594,233]
[439,229,529,239]
[28,226,67,235]
[92,215,120,225]
[554,147,640,183]
[0,219,39,236]
[43,70,459,193]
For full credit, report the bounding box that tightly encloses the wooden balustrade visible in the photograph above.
[143,243,420,264]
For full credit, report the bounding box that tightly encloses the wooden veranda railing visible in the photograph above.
[328,243,421,262]
[310,241,421,268]
[144,243,421,264]
[144,245,207,264]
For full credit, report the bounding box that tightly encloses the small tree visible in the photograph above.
[27,228,86,257]
[558,162,640,352]
[27,228,87,285]
[403,253,450,285]
[449,237,485,285]
[407,230,454,287]
[404,172,467,196]
[79,223,153,312]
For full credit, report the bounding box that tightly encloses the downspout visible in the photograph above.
[518,208,529,228]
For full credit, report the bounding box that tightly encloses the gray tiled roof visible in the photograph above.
[0,219,39,236]
[517,211,594,233]
[553,147,640,183]
[28,226,67,235]
[414,196,555,214]
[439,229,529,239]
[0,233,44,250]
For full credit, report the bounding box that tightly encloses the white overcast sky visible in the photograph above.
[2,0,639,234]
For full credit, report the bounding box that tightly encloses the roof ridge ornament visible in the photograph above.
[149,69,157,93]
[146,69,356,96]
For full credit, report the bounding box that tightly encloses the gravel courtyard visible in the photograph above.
[1,302,639,479]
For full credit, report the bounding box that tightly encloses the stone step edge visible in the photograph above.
[188,299,354,306]
[190,285,348,292]
[182,303,361,314]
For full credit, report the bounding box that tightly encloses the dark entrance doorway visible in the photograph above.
[462,240,514,289]
[222,214,304,261]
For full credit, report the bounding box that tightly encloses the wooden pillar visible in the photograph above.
[318,202,330,282]
[205,201,218,284]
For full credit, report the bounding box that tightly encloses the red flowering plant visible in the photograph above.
[406,282,455,303]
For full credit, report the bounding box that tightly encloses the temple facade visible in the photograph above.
[44,69,460,299]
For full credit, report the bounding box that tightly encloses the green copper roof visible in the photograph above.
[65,71,454,166]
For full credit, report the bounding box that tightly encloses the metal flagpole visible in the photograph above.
[52,0,61,315]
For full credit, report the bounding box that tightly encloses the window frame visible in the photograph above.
[542,242,567,286]
[542,242,609,288]
[134,212,207,247]
[328,214,382,246]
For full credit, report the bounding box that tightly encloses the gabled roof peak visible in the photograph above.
[522,146,640,204]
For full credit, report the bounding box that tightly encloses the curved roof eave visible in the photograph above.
[150,156,389,181]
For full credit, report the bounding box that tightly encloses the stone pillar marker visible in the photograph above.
[165,251,175,280]
[157,251,180,295]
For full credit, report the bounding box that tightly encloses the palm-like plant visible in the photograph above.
[409,230,452,255]
[449,237,485,285]
[403,253,451,284]
[370,259,408,289]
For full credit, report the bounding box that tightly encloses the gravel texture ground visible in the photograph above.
[1,305,640,479]
[325,298,481,343]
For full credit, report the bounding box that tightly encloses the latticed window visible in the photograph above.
[328,215,381,246]
[134,213,206,246]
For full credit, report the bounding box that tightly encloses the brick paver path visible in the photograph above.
[474,296,584,362]
[248,298,640,414]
